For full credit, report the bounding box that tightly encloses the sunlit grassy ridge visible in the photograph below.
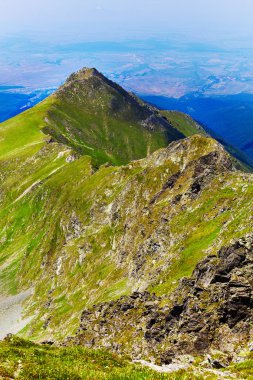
[161,110,207,137]
[0,97,54,160]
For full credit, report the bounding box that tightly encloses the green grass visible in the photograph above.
[228,353,253,379]
[41,74,183,166]
[0,336,204,380]
[0,71,183,170]
[161,111,206,137]
[0,97,54,160]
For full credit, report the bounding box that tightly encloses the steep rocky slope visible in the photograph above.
[71,238,252,365]
[0,68,253,375]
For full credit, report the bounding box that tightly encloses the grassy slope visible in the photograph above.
[44,95,168,166]
[41,68,183,166]
[0,336,251,379]
[161,110,207,137]
[0,337,192,380]
[0,97,53,160]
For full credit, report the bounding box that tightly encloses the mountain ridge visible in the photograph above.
[0,67,253,377]
[42,67,184,166]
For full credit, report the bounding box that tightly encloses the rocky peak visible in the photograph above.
[65,67,104,83]
[145,134,233,173]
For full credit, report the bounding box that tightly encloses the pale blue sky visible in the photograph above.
[0,0,253,41]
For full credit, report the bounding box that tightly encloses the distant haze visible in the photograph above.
[0,0,253,43]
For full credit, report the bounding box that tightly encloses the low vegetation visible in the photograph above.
[0,336,206,380]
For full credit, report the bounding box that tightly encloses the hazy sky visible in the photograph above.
[0,0,253,41]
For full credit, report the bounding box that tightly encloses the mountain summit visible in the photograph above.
[42,67,183,165]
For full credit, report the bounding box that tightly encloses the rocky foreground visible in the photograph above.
[66,238,253,366]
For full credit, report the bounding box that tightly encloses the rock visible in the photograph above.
[67,238,253,364]
[41,340,55,346]
[207,355,225,369]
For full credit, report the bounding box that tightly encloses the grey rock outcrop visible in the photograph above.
[68,238,253,364]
